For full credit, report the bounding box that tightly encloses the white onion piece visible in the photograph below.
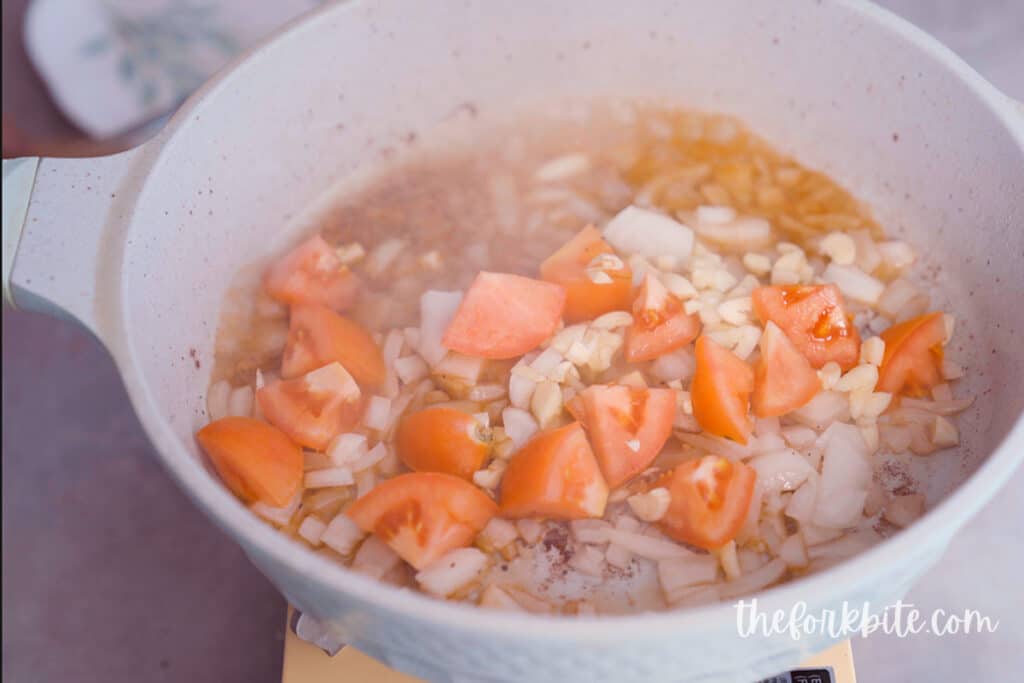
[251,491,301,527]
[351,443,389,472]
[320,513,366,555]
[749,449,815,494]
[604,543,633,569]
[812,423,871,529]
[351,536,401,579]
[650,347,696,382]
[479,585,525,611]
[605,528,691,560]
[604,205,695,266]
[433,352,485,384]
[419,290,463,366]
[877,279,927,320]
[569,545,606,577]
[778,534,809,568]
[508,373,537,409]
[571,519,613,544]
[695,217,773,251]
[718,559,786,599]
[781,426,818,448]
[790,391,849,430]
[502,407,539,448]
[227,385,254,417]
[822,263,885,304]
[800,524,843,547]
[755,417,781,436]
[884,493,926,528]
[479,517,519,549]
[807,529,881,561]
[751,432,787,455]
[364,396,391,431]
[206,380,231,421]
[899,396,975,416]
[670,584,722,608]
[415,548,488,597]
[658,555,719,602]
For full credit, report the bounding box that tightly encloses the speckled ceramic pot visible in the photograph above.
[4,2,1023,681]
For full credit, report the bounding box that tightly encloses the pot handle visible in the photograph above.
[2,148,141,340]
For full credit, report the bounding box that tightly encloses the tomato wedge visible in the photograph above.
[196,417,303,507]
[264,235,360,311]
[442,272,566,359]
[751,284,860,370]
[624,273,701,362]
[346,472,497,570]
[653,455,756,550]
[539,225,633,323]
[499,422,608,520]
[281,304,386,388]
[877,312,945,396]
[752,321,821,417]
[691,336,754,443]
[579,385,675,488]
[256,362,363,451]
[395,407,491,481]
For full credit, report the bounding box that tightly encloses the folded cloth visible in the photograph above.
[25,0,325,138]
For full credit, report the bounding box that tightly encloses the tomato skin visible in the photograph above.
[395,407,491,481]
[281,304,386,388]
[653,455,756,550]
[877,312,946,396]
[624,273,701,362]
[539,225,633,323]
[752,284,860,370]
[580,385,676,488]
[196,417,303,507]
[691,336,755,443]
[752,321,821,417]
[346,472,498,570]
[264,235,360,311]
[443,272,566,359]
[257,363,363,451]
[499,422,609,520]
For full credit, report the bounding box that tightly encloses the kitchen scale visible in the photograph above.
[282,608,856,683]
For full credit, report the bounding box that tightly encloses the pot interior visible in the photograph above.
[118,0,1022,595]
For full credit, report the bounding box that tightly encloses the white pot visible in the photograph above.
[3,2,1023,681]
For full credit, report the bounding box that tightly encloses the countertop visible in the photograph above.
[2,1,1022,681]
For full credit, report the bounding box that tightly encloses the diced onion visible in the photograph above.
[415,548,488,597]
[883,493,926,527]
[351,536,401,579]
[305,467,355,489]
[603,205,695,266]
[297,517,327,546]
[822,263,885,305]
[812,423,871,529]
[364,396,392,431]
[749,449,815,495]
[419,290,463,366]
[207,380,231,421]
[658,555,719,602]
[604,528,691,560]
[320,513,366,555]
[791,391,849,430]
[650,348,696,383]
[718,559,786,599]
[502,407,539,448]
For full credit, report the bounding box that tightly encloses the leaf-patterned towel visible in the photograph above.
[24,0,326,138]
